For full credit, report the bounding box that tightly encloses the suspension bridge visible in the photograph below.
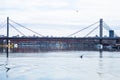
[0,17,120,55]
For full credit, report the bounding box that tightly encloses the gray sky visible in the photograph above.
[0,0,120,37]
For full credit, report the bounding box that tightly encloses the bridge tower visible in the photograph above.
[6,17,9,58]
[99,19,103,38]
[99,19,103,58]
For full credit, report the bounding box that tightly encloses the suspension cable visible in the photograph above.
[67,21,99,37]
[0,24,6,30]
[9,23,26,36]
[103,22,111,31]
[0,20,7,30]
[84,25,99,37]
[103,21,118,37]
[9,19,44,37]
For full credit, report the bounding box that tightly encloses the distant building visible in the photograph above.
[0,35,5,37]
[109,30,114,38]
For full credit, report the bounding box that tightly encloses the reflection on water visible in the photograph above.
[0,51,120,80]
[99,50,103,58]
[98,59,103,80]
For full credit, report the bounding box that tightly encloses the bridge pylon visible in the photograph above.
[6,17,9,58]
[100,19,103,38]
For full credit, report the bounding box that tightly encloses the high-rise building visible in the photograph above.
[109,30,114,38]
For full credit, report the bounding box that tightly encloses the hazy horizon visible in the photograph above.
[0,0,120,37]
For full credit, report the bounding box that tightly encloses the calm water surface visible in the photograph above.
[0,51,120,80]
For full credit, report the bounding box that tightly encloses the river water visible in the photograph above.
[0,51,120,80]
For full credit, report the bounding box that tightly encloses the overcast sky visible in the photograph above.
[0,0,120,37]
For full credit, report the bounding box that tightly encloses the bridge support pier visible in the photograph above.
[6,17,9,58]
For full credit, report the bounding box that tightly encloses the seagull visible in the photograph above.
[80,55,83,59]
[76,10,79,13]
[5,66,11,72]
